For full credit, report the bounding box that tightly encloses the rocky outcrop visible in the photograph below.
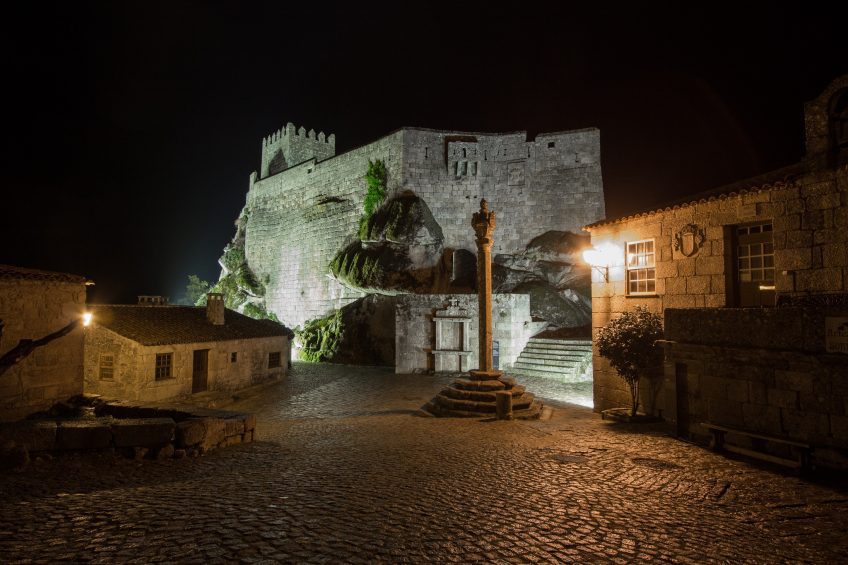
[330,191,451,295]
[493,231,592,328]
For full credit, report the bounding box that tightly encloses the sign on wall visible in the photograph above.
[825,317,848,354]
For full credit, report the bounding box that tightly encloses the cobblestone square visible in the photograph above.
[2,362,847,563]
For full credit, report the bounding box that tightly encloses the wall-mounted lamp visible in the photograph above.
[82,312,93,327]
[582,243,621,282]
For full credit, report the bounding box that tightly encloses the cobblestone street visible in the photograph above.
[2,362,848,563]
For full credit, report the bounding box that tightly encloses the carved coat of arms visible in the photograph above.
[673,224,706,257]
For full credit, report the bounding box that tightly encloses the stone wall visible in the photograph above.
[661,307,848,469]
[0,280,86,421]
[394,293,536,374]
[85,328,288,402]
[240,126,605,329]
[587,165,847,412]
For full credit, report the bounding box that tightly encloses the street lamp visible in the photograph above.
[582,243,621,282]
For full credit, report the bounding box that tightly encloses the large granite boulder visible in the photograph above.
[330,191,450,294]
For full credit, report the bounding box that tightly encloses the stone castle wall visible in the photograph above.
[0,280,86,421]
[241,125,605,328]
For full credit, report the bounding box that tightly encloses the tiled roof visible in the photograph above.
[90,305,291,346]
[583,163,804,230]
[0,264,88,284]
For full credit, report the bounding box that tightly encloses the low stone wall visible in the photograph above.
[0,402,256,468]
[660,306,848,469]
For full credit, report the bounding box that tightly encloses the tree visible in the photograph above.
[595,306,663,416]
[185,275,211,305]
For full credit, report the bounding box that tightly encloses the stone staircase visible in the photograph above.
[510,338,593,383]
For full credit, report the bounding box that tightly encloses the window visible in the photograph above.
[231,352,238,363]
[548,141,555,148]
[734,222,775,307]
[626,239,656,295]
[99,354,114,380]
[737,224,774,283]
[268,351,282,368]
[155,353,173,380]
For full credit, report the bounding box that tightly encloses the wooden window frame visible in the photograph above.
[99,353,114,380]
[155,352,173,380]
[268,351,282,369]
[626,239,657,295]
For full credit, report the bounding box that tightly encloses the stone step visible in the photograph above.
[525,341,593,352]
[441,384,527,403]
[509,366,593,383]
[517,353,586,365]
[432,393,496,414]
[513,362,580,377]
[451,379,507,392]
[528,338,592,346]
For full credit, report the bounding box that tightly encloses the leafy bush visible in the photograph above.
[221,245,246,272]
[596,306,663,416]
[296,310,344,362]
[359,159,387,237]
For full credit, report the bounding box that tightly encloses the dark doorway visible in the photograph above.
[192,349,209,393]
[675,363,689,439]
[451,249,477,290]
[733,222,775,307]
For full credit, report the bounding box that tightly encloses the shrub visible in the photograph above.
[296,310,344,362]
[596,306,663,416]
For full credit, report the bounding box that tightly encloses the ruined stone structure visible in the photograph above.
[237,124,604,328]
[0,265,88,421]
[585,75,847,467]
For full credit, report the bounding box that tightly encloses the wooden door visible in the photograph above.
[675,363,689,439]
[192,349,209,393]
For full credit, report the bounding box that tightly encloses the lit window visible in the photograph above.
[99,354,114,380]
[155,353,173,380]
[626,239,656,295]
[231,352,238,363]
[268,352,282,368]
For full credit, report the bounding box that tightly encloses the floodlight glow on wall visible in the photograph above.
[582,243,621,282]
[82,312,93,327]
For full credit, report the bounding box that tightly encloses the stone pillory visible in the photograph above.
[424,201,543,419]
[470,199,499,380]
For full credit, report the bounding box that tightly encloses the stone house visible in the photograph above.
[0,264,89,422]
[85,294,290,402]
[584,75,847,466]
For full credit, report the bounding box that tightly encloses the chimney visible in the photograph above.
[206,293,225,325]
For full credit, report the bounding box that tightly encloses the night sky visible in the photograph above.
[3,2,846,304]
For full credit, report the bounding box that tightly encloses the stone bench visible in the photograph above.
[702,422,811,471]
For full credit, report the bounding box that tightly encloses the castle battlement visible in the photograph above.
[260,122,336,178]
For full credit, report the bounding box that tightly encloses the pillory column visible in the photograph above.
[469,199,502,381]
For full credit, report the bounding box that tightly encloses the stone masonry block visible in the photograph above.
[0,421,57,452]
[742,403,782,434]
[695,255,724,275]
[708,399,742,427]
[774,370,813,393]
[111,418,175,448]
[686,276,711,295]
[767,388,799,410]
[176,419,207,448]
[775,248,811,270]
[726,380,749,403]
[677,259,696,277]
[664,277,686,295]
[781,409,830,442]
[749,381,768,405]
[831,415,848,444]
[57,420,112,450]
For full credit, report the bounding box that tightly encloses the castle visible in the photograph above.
[233,123,606,328]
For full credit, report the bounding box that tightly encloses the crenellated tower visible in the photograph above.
[260,122,336,179]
